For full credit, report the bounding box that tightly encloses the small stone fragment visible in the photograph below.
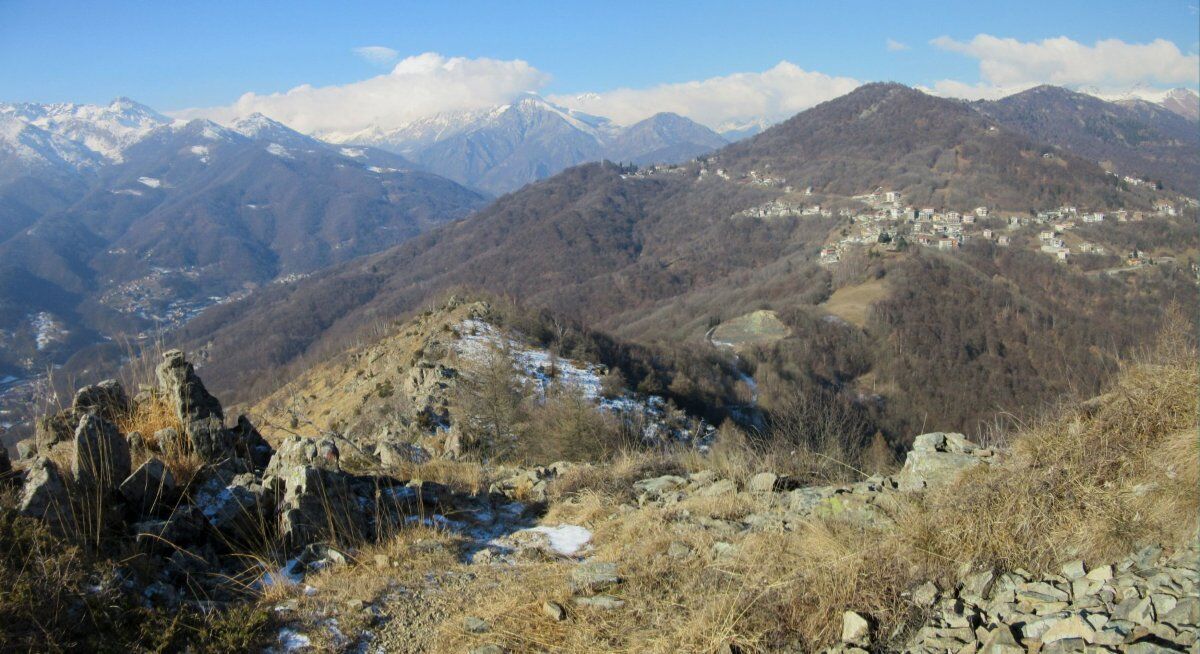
[542,600,566,621]
[841,611,871,647]
[573,594,625,610]
[463,616,490,634]
[570,561,620,592]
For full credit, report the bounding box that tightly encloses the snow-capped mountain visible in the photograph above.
[1085,87,1200,122]
[0,97,171,163]
[716,118,774,141]
[1154,88,1199,122]
[321,94,726,194]
[0,112,104,177]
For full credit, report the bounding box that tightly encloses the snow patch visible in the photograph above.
[188,144,210,163]
[339,147,365,158]
[30,312,64,350]
[261,557,304,589]
[111,189,143,196]
[522,525,592,556]
[266,143,293,159]
[137,176,161,188]
[274,628,311,653]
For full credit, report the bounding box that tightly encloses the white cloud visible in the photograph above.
[886,39,910,52]
[353,46,399,66]
[549,61,860,130]
[932,34,1199,88]
[173,52,550,137]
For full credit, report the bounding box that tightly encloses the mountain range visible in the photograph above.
[319,94,729,195]
[172,84,1195,441]
[0,101,486,377]
[0,94,734,387]
[0,82,1196,442]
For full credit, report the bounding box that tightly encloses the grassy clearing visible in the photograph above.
[820,278,889,327]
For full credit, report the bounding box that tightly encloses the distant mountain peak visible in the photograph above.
[1159,87,1199,122]
[229,112,311,145]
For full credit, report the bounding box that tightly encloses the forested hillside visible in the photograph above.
[165,85,1196,449]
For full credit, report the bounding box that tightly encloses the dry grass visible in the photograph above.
[422,321,1198,652]
[382,457,494,495]
[820,277,889,327]
[115,391,182,441]
[547,451,683,503]
[117,393,206,486]
[898,355,1199,572]
[433,497,922,653]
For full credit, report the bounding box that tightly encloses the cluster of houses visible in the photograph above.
[735,199,832,220]
[814,190,1191,266]
[619,163,1194,269]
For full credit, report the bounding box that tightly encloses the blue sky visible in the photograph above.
[2,0,1196,129]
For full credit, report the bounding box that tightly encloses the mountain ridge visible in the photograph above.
[976,85,1200,193]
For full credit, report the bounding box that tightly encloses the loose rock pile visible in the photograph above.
[623,433,1194,653]
[629,432,998,535]
[827,543,1200,653]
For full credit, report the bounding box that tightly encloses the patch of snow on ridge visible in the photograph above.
[137,176,161,188]
[266,143,293,159]
[453,318,715,448]
[339,147,365,158]
[455,318,605,402]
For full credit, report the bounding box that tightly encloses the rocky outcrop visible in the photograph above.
[156,349,231,462]
[895,431,997,491]
[17,457,69,533]
[10,350,462,605]
[71,412,131,493]
[72,379,130,422]
[32,380,132,456]
[119,457,176,514]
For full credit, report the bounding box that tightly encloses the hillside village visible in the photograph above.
[810,189,1198,269]
[622,158,1198,275]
